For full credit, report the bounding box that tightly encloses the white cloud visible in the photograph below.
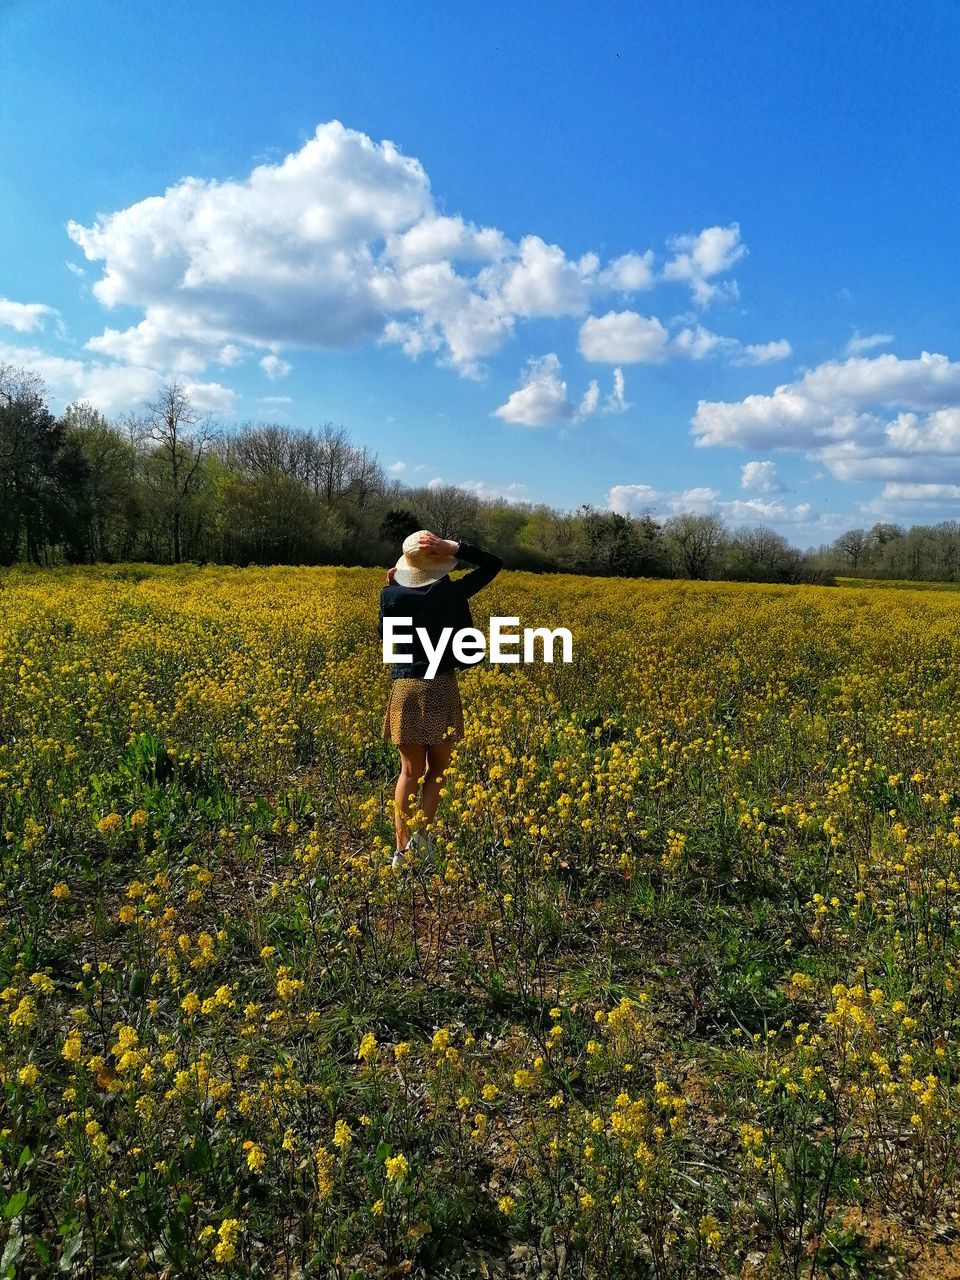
[875,482,960,503]
[693,353,960,480]
[724,497,811,522]
[0,337,234,416]
[607,366,628,413]
[581,312,789,368]
[662,223,747,305]
[608,478,811,525]
[597,250,655,292]
[579,311,670,363]
[845,330,893,356]
[494,353,578,427]
[65,261,86,278]
[696,353,960,448]
[260,394,292,406]
[0,299,60,333]
[181,380,236,413]
[384,215,508,269]
[740,460,784,493]
[608,483,662,515]
[494,353,628,427]
[737,338,792,365]
[64,120,749,384]
[672,486,722,513]
[260,353,291,380]
[858,481,960,519]
[387,460,407,473]
[494,235,598,317]
[579,379,600,417]
[457,478,529,500]
[671,325,737,360]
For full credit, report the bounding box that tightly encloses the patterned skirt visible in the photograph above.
[382,669,464,746]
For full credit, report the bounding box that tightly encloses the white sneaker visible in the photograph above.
[409,830,438,856]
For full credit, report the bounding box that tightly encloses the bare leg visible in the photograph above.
[422,738,455,827]
[394,744,427,851]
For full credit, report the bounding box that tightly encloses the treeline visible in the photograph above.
[813,522,960,583]
[3,360,953,585]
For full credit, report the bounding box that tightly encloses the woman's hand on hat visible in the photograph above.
[386,566,397,584]
[417,531,458,557]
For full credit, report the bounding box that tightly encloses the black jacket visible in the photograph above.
[378,541,503,679]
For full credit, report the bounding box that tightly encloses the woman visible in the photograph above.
[379,530,503,865]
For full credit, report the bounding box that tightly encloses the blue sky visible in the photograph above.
[3,0,960,546]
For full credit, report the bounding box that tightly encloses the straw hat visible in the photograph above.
[393,530,458,587]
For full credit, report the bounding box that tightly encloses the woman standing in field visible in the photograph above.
[379,530,503,866]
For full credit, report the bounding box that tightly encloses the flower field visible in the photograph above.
[4,564,960,1277]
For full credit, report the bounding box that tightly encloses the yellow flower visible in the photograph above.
[62,1031,83,1062]
[18,1063,39,1086]
[498,1195,516,1215]
[9,996,35,1029]
[243,1142,266,1173]
[385,1152,409,1183]
[51,882,71,900]
[357,1031,377,1063]
[333,1120,352,1150]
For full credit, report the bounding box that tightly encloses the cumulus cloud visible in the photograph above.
[692,352,960,488]
[260,353,291,380]
[608,479,811,524]
[736,338,792,365]
[64,121,753,385]
[494,353,577,426]
[597,251,655,292]
[580,312,790,367]
[740,460,784,493]
[0,337,235,416]
[671,324,735,360]
[494,353,628,427]
[858,481,960,519]
[875,482,960,503]
[607,483,663,514]
[579,311,670,363]
[457,478,530,500]
[0,299,61,333]
[845,330,894,356]
[662,223,747,306]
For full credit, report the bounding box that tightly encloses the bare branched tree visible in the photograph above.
[138,381,219,562]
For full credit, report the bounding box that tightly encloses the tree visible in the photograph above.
[0,364,89,564]
[134,381,218,562]
[663,512,727,579]
[379,508,422,545]
[417,484,481,538]
[834,528,868,572]
[62,402,140,561]
[727,526,798,582]
[572,507,655,576]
